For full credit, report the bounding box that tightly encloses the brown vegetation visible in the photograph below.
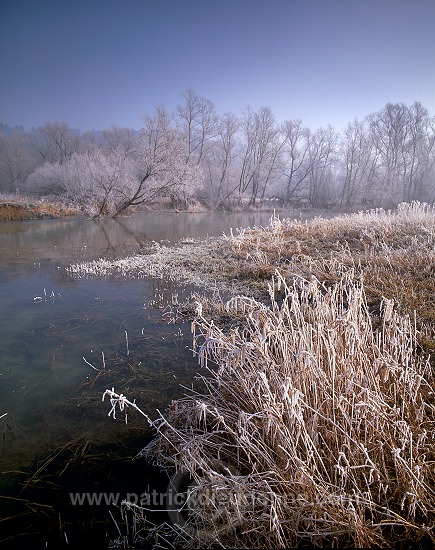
[92,202,435,548]
[137,271,434,548]
[70,201,435,351]
[0,202,38,221]
[0,196,80,221]
[224,202,435,353]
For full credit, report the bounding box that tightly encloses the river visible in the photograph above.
[0,209,310,547]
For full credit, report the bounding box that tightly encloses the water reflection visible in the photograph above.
[2,215,294,449]
[0,210,304,268]
[0,209,311,544]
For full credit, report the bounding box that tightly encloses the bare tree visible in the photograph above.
[237,106,283,206]
[306,126,338,207]
[25,110,201,216]
[402,102,435,202]
[280,119,312,203]
[202,112,241,207]
[367,103,410,205]
[20,96,435,214]
[0,132,38,192]
[101,125,139,159]
[415,114,435,202]
[30,122,80,165]
[26,149,134,216]
[339,119,378,207]
[112,106,201,216]
[83,149,135,217]
[177,89,218,165]
[364,102,435,206]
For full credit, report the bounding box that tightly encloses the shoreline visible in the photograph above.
[67,203,435,345]
[0,195,347,222]
[104,201,435,548]
[0,200,80,221]
[3,201,433,548]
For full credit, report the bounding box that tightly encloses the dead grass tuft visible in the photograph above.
[134,269,435,548]
[92,202,435,547]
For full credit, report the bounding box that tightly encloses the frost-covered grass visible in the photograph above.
[67,239,253,295]
[224,201,435,350]
[69,201,435,343]
[94,202,435,548]
[111,271,435,548]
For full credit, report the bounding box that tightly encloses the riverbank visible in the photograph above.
[0,193,341,222]
[68,202,435,346]
[69,201,435,548]
[0,198,80,220]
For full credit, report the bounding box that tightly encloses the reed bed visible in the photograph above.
[224,202,435,345]
[86,202,435,547]
[126,269,434,548]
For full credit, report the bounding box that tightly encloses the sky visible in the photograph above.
[0,0,434,133]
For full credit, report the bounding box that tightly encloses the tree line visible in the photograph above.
[0,90,434,217]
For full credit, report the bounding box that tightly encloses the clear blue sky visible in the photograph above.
[1,0,434,132]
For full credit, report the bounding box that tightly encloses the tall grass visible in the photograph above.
[92,202,435,547]
[131,268,435,548]
[225,202,435,341]
[68,202,435,344]
[84,202,434,547]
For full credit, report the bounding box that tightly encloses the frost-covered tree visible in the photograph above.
[177,89,218,165]
[101,126,140,158]
[280,119,312,203]
[112,106,202,216]
[306,126,339,207]
[30,122,80,165]
[26,109,202,216]
[237,106,284,206]
[363,102,435,206]
[401,102,435,202]
[338,119,379,207]
[0,132,39,192]
[202,112,240,207]
[26,149,135,216]
[9,94,435,212]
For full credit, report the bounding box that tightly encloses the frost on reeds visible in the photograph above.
[225,201,435,339]
[226,201,434,252]
[136,269,434,548]
[67,202,435,333]
[227,201,435,249]
[66,240,248,294]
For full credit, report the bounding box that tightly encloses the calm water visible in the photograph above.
[1,210,310,546]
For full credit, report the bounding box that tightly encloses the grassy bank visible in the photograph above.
[69,201,434,350]
[0,194,80,220]
[70,202,434,548]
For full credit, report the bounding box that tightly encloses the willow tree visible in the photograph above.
[111,106,201,216]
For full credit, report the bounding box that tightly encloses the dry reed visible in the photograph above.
[88,202,435,546]
[68,201,435,342]
[129,268,435,548]
[224,201,435,348]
